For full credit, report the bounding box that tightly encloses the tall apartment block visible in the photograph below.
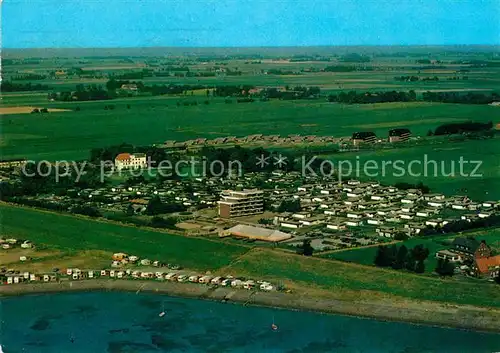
[218,189,264,218]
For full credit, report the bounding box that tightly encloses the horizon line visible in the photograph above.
[3,43,500,51]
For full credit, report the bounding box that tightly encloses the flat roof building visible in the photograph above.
[222,224,292,242]
[388,128,411,143]
[352,131,376,146]
[218,189,264,218]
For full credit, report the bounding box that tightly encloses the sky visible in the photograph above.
[2,0,499,48]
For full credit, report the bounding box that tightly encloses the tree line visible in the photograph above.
[324,65,373,72]
[10,73,47,81]
[48,84,110,101]
[261,86,320,99]
[1,81,49,92]
[422,91,498,104]
[328,90,417,104]
[394,76,440,82]
[374,244,430,273]
[433,121,493,136]
[328,90,499,105]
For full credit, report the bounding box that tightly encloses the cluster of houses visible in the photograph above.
[213,173,499,252]
[159,129,412,151]
[264,180,498,238]
[436,237,500,279]
[10,165,499,253]
[161,134,342,149]
[31,177,225,215]
[351,128,412,146]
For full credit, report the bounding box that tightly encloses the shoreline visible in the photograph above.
[1,279,500,334]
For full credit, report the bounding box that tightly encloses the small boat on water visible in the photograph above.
[158,302,166,317]
[271,315,278,331]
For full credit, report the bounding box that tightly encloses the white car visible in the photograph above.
[177,275,188,282]
[210,277,223,285]
[165,272,177,280]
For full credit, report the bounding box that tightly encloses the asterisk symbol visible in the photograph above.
[256,154,270,168]
[273,154,287,168]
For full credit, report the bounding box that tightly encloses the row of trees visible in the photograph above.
[144,196,187,216]
[48,84,111,101]
[328,90,417,104]
[266,69,299,75]
[394,76,440,82]
[422,91,499,104]
[393,182,431,194]
[199,146,298,175]
[213,85,255,97]
[261,86,320,99]
[326,90,499,105]
[374,244,430,273]
[433,121,493,136]
[324,65,373,72]
[1,81,49,92]
[277,199,301,213]
[10,73,47,81]
[144,84,206,96]
[339,53,371,63]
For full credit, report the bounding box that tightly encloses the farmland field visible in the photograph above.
[1,98,498,161]
[2,48,500,163]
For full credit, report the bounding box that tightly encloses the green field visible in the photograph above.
[0,204,249,270]
[2,97,498,161]
[322,228,500,274]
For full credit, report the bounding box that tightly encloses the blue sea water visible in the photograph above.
[0,292,499,353]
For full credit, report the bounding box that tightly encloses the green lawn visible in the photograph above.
[0,204,249,270]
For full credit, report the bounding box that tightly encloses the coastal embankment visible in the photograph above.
[1,279,500,333]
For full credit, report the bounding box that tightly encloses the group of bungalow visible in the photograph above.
[0,252,276,291]
[162,134,339,149]
[269,180,498,238]
[161,129,411,150]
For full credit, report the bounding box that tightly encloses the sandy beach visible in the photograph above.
[1,280,500,333]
